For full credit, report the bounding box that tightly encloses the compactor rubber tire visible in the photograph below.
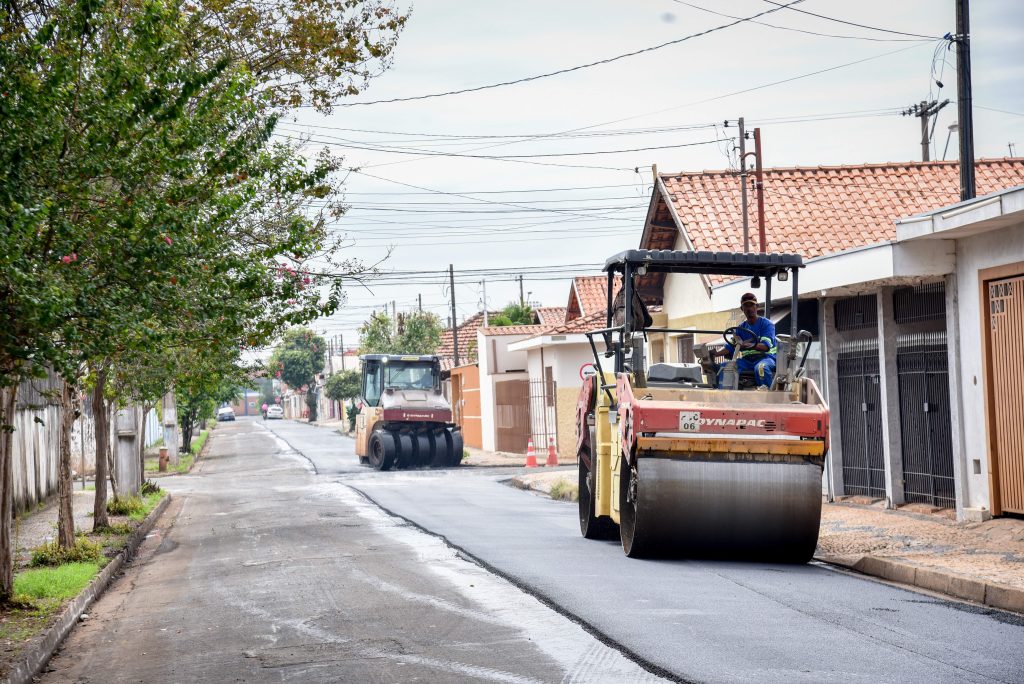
[579,453,619,540]
[448,431,464,467]
[395,433,415,469]
[425,432,445,468]
[414,433,433,468]
[358,456,370,466]
[368,431,396,471]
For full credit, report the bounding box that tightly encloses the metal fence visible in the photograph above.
[897,331,956,508]
[528,378,557,454]
[837,339,886,499]
[834,294,878,331]
[894,282,946,323]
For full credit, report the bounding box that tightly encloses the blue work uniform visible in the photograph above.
[720,316,778,388]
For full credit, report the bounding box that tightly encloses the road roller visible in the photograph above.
[354,354,463,470]
[576,250,829,561]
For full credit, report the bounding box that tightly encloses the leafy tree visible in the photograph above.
[324,370,360,402]
[358,312,443,355]
[489,303,536,327]
[269,328,326,421]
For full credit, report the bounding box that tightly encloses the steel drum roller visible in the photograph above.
[620,457,824,561]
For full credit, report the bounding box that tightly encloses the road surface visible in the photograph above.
[42,418,1024,683]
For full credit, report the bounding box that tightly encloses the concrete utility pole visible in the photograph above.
[955,0,975,200]
[753,128,766,253]
[449,264,459,367]
[162,391,179,464]
[1010,142,1017,157]
[418,294,422,312]
[519,275,525,306]
[738,117,749,253]
[901,100,950,161]
[481,279,489,326]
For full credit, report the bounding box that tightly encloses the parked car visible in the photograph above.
[266,405,284,420]
[216,406,236,422]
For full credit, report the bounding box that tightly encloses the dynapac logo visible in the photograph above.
[701,418,767,428]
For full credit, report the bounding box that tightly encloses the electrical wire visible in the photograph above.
[671,1,932,42]
[309,1,806,108]
[762,0,942,40]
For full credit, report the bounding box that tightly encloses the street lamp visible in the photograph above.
[943,122,959,161]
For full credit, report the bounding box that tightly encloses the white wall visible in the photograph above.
[478,331,533,452]
[954,223,1024,511]
[662,230,713,321]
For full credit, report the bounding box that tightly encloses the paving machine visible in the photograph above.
[576,250,829,561]
[354,354,463,470]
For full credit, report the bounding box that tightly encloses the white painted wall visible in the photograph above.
[478,331,534,452]
[953,222,1024,511]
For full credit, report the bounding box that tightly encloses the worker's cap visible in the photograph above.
[740,292,758,305]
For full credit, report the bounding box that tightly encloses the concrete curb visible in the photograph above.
[817,553,1024,614]
[2,493,173,684]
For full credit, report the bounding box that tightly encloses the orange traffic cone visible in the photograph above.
[524,438,539,468]
[545,436,559,466]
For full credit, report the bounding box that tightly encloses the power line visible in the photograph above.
[671,1,932,42]
[312,1,806,107]
[762,0,941,40]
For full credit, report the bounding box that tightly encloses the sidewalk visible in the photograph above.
[511,468,1024,614]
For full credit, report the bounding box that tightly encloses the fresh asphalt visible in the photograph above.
[262,419,1024,684]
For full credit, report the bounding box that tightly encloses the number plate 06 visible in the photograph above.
[678,411,701,432]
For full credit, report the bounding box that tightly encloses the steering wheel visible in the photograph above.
[723,326,759,350]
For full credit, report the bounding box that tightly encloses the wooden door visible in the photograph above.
[986,273,1024,515]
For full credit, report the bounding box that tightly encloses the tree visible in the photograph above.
[358,312,443,355]
[324,370,360,402]
[269,328,326,421]
[490,303,535,327]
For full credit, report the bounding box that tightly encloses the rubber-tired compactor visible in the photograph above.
[354,355,463,470]
[576,250,829,561]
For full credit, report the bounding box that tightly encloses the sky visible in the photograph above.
[274,0,1024,351]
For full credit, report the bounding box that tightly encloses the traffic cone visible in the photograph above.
[524,438,539,468]
[545,436,559,466]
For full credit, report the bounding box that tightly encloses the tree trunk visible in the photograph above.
[181,409,195,454]
[306,390,318,422]
[57,379,77,547]
[0,382,18,603]
[92,367,109,529]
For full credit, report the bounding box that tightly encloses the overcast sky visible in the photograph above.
[276,0,1024,351]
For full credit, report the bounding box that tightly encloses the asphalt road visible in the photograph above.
[258,420,1024,684]
[40,418,661,683]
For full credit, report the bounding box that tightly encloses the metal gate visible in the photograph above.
[837,340,886,499]
[987,274,1024,515]
[896,332,955,508]
[528,376,557,453]
[494,379,530,454]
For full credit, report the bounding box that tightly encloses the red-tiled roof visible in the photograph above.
[544,309,607,335]
[651,158,1024,257]
[535,307,567,326]
[566,275,621,321]
[479,324,549,337]
[436,311,496,366]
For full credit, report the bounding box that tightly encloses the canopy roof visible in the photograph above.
[602,249,803,277]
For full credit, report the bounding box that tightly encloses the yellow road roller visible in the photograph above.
[576,250,829,561]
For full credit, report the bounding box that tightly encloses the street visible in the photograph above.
[43,419,1024,683]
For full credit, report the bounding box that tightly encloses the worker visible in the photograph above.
[716,292,777,388]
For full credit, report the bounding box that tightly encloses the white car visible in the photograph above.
[266,405,284,420]
[216,406,236,422]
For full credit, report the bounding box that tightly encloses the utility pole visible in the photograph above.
[391,300,397,337]
[901,100,950,161]
[481,279,489,326]
[738,117,750,253]
[418,293,422,312]
[339,334,345,370]
[449,264,459,367]
[1010,142,1017,157]
[519,275,524,306]
[753,128,766,253]
[956,0,975,200]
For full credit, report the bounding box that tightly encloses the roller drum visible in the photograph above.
[621,457,823,562]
